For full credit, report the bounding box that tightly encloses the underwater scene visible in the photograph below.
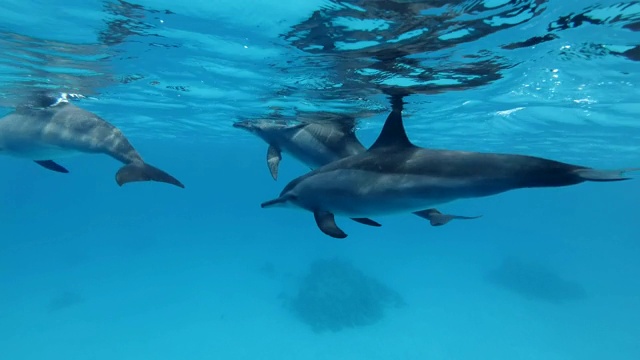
[1,0,639,359]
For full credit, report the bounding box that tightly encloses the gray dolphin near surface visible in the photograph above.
[233,116,365,180]
[0,93,184,188]
[262,110,638,238]
[235,115,476,227]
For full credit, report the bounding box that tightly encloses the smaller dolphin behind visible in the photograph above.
[0,92,184,188]
[261,109,638,239]
[233,114,365,180]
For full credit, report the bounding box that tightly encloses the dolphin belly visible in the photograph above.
[0,139,81,160]
[292,169,471,217]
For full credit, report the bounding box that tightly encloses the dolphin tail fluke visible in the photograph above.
[413,208,482,227]
[115,161,184,188]
[574,168,640,182]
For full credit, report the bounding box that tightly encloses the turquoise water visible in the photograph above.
[1,0,640,359]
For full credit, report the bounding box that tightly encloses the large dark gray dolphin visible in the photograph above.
[235,114,476,227]
[261,109,638,238]
[233,116,365,180]
[0,93,184,188]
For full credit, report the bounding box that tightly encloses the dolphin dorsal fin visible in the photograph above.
[367,110,413,150]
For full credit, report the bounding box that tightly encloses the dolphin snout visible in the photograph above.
[261,198,284,208]
[261,194,296,208]
[232,120,253,130]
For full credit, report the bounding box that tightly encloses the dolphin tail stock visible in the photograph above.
[413,208,482,227]
[115,161,184,188]
[574,167,640,182]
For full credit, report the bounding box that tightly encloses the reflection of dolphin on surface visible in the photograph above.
[485,257,588,304]
[0,93,184,188]
[236,114,478,229]
[262,109,638,238]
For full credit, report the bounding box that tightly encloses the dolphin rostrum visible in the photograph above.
[261,110,638,238]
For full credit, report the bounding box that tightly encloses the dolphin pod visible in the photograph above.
[1,92,637,239]
[260,109,639,239]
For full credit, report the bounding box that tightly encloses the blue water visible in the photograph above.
[1,0,639,359]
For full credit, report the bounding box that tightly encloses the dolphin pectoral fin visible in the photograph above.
[314,211,347,239]
[350,217,382,227]
[413,208,482,227]
[267,145,282,180]
[115,161,184,188]
[34,160,69,173]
